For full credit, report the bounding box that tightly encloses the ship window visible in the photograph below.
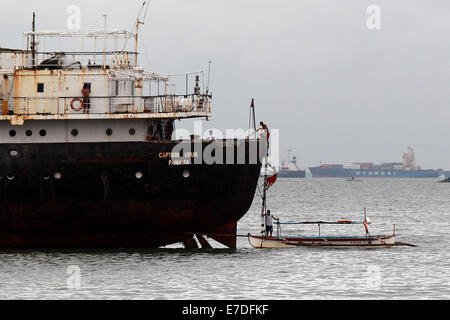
[26,130,33,137]
[71,129,79,137]
[131,81,135,96]
[106,128,113,136]
[129,128,136,136]
[39,129,47,137]
[115,81,120,96]
[9,130,16,137]
[37,83,44,93]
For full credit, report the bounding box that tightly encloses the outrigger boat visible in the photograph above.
[248,143,414,248]
[248,218,399,249]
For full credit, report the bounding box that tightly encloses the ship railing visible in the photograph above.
[10,50,139,71]
[21,29,139,70]
[142,94,211,114]
[10,94,211,116]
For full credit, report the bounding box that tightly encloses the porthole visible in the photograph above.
[106,128,113,136]
[39,129,47,137]
[129,128,136,136]
[183,170,190,178]
[9,130,16,137]
[135,171,143,179]
[71,129,79,137]
[10,150,19,157]
[26,130,33,137]
[54,172,62,180]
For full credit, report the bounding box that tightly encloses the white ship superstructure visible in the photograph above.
[0,26,210,143]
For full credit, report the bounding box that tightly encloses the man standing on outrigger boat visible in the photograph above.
[265,210,279,237]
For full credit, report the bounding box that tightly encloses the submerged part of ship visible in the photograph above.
[0,13,264,248]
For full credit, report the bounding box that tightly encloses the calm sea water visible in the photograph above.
[0,178,449,300]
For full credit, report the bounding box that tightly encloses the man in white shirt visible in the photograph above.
[265,210,279,237]
[208,130,216,141]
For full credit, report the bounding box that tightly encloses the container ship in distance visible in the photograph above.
[310,147,442,178]
[0,12,263,248]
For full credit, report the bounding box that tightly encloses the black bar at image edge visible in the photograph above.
[0,300,445,318]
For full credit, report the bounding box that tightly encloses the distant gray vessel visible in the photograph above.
[278,150,306,178]
[310,147,442,178]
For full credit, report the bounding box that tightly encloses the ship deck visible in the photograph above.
[0,111,211,125]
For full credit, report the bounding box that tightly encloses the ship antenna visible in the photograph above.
[31,12,36,68]
[142,0,151,20]
[103,14,107,69]
[249,98,257,139]
[206,60,212,95]
[122,1,151,66]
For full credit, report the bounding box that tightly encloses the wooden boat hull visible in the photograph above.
[248,234,397,249]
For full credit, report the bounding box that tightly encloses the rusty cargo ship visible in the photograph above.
[0,15,263,249]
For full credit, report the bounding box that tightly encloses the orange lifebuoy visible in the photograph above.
[70,98,84,112]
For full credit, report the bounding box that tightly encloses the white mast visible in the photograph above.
[103,14,107,69]
[261,153,269,236]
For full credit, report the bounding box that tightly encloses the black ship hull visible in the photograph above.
[0,140,262,248]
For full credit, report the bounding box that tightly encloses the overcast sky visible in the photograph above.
[1,0,449,169]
